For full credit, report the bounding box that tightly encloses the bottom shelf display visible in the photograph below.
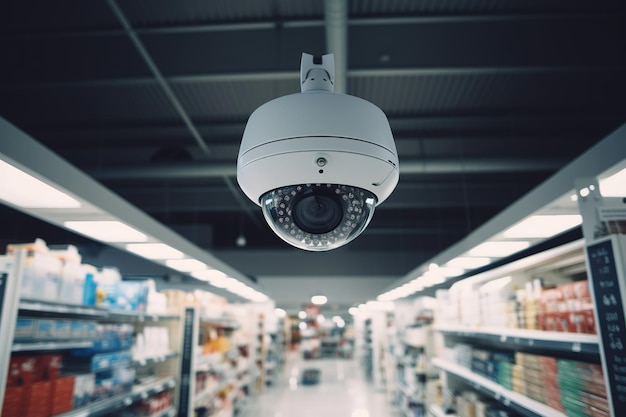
[53,377,176,417]
[433,358,567,417]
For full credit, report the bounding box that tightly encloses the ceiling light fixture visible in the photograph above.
[311,295,328,305]
[165,258,207,272]
[446,257,491,269]
[0,159,81,208]
[64,220,147,242]
[468,241,530,257]
[503,214,582,238]
[600,167,626,197]
[126,243,184,260]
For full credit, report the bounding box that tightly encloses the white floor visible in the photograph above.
[239,353,402,417]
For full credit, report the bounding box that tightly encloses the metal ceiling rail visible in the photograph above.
[1,12,615,39]
[88,157,565,180]
[325,0,348,94]
[4,65,620,90]
[106,0,211,157]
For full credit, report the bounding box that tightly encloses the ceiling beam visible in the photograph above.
[88,156,564,180]
[4,64,619,90]
[1,13,615,39]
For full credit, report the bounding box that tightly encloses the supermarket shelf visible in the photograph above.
[19,299,107,318]
[12,340,93,352]
[54,377,176,417]
[428,404,457,417]
[401,338,427,348]
[19,299,179,322]
[432,358,566,417]
[194,375,234,405]
[199,317,240,329]
[395,381,420,399]
[434,325,599,355]
[107,310,180,322]
[133,351,179,367]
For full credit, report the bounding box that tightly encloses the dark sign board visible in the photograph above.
[587,239,626,415]
[178,307,195,417]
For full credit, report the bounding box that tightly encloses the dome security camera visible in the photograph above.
[237,53,399,251]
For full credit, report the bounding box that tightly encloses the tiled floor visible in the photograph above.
[239,353,402,417]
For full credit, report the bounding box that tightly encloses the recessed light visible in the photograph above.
[446,257,491,269]
[165,259,207,272]
[311,295,328,305]
[64,220,147,242]
[126,243,183,259]
[0,159,81,208]
[468,241,530,257]
[600,167,626,197]
[504,215,581,238]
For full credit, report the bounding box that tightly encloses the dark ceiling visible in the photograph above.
[1,0,625,309]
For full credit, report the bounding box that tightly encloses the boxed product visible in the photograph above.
[51,376,75,415]
[72,373,95,407]
[23,380,53,417]
[64,350,132,373]
[14,318,37,340]
[98,277,150,312]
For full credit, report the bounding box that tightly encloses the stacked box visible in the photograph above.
[454,343,474,369]
[512,353,553,406]
[541,356,564,412]
[470,349,513,389]
[538,281,595,334]
[457,391,480,417]
[557,359,609,417]
[1,354,62,417]
[51,376,75,415]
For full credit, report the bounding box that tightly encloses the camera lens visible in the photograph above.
[292,192,343,234]
[260,184,377,251]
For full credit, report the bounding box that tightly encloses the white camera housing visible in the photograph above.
[237,53,399,251]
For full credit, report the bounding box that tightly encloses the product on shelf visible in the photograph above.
[446,343,610,416]
[2,354,73,417]
[50,245,85,305]
[537,280,596,334]
[133,326,171,360]
[96,268,151,312]
[7,239,62,302]
[13,318,98,342]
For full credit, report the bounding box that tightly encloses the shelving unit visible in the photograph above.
[178,306,253,417]
[54,377,177,417]
[432,358,566,417]
[434,325,600,355]
[0,251,182,417]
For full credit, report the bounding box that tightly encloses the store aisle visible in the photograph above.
[239,353,402,417]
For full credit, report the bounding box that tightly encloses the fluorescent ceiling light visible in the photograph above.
[126,243,183,260]
[192,269,226,284]
[165,258,207,272]
[274,308,286,318]
[469,241,530,257]
[504,214,582,238]
[435,266,465,277]
[311,295,328,305]
[480,276,512,292]
[446,257,491,269]
[0,159,81,208]
[348,307,358,315]
[600,167,626,197]
[64,220,147,242]
[298,311,307,319]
